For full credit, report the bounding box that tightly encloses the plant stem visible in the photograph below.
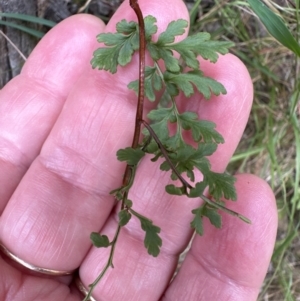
[85,2,146,298]
[123,0,145,187]
[201,195,251,224]
[83,224,122,301]
[129,0,145,148]
[141,120,192,190]
[142,123,250,223]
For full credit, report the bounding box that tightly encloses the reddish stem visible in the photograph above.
[123,0,146,186]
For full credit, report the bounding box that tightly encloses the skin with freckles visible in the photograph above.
[0,0,277,300]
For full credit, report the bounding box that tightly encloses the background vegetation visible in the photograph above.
[201,1,300,300]
[1,0,299,299]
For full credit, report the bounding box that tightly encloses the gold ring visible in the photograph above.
[0,241,76,276]
[75,277,97,301]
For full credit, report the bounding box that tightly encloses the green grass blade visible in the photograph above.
[230,147,264,163]
[248,0,300,56]
[0,13,56,27]
[189,0,202,29]
[0,20,44,38]
[272,224,299,260]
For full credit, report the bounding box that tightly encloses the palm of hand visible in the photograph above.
[0,0,277,300]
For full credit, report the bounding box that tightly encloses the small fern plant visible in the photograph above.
[83,1,250,299]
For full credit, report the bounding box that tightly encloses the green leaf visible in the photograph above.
[164,70,227,99]
[191,207,204,235]
[92,22,139,73]
[147,106,174,121]
[97,32,123,46]
[157,19,188,45]
[97,33,136,66]
[143,138,160,155]
[92,16,160,73]
[118,37,137,66]
[159,89,172,107]
[128,66,162,101]
[248,0,300,57]
[192,39,234,63]
[117,147,145,165]
[90,233,110,248]
[154,22,233,70]
[177,48,199,70]
[160,144,195,181]
[124,199,133,208]
[148,119,170,142]
[165,132,183,150]
[178,111,224,144]
[165,184,186,196]
[91,47,119,73]
[116,19,137,34]
[204,171,237,201]
[141,219,162,257]
[146,107,175,142]
[165,81,179,97]
[203,206,222,229]
[189,181,207,198]
[196,142,219,157]
[146,44,181,72]
[191,204,222,235]
[172,32,234,63]
[159,49,181,72]
[118,210,132,226]
[144,15,158,40]
[130,211,162,257]
[192,121,224,144]
[127,80,139,95]
[146,43,160,61]
[160,144,213,182]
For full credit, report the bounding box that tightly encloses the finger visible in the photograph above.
[78,59,254,299]
[0,0,189,274]
[0,15,105,213]
[162,174,277,301]
[0,260,80,301]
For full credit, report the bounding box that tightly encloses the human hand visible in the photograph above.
[0,0,277,300]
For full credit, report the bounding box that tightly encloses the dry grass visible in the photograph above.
[189,0,300,300]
